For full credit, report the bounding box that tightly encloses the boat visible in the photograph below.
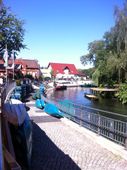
[54,81,67,90]
[10,86,22,100]
[55,80,79,87]
[55,84,67,90]
[39,84,45,94]
[80,84,97,88]
[35,99,45,109]
[44,103,63,118]
[84,93,98,100]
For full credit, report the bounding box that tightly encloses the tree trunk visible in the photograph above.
[125,71,127,81]
[118,69,121,84]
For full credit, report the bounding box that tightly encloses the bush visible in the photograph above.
[116,84,127,104]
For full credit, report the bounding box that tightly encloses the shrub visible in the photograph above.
[116,84,127,104]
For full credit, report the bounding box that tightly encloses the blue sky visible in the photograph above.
[4,0,123,69]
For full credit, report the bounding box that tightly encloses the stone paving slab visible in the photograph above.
[27,101,127,170]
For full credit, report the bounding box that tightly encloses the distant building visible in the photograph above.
[41,68,51,79]
[15,59,41,78]
[0,59,21,79]
[0,58,41,79]
[47,62,80,80]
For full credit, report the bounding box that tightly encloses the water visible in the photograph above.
[48,87,127,116]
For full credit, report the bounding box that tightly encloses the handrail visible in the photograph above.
[51,97,127,118]
[42,96,127,119]
[42,95,127,147]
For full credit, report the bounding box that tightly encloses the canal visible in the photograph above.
[48,87,127,116]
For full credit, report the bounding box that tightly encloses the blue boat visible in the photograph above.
[44,103,63,118]
[39,84,45,94]
[11,86,22,100]
[35,99,45,109]
[11,92,21,100]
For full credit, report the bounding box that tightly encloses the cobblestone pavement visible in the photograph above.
[27,101,127,170]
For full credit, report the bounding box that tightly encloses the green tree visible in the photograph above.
[81,0,127,85]
[116,84,127,104]
[80,40,111,84]
[0,6,26,54]
[78,67,95,79]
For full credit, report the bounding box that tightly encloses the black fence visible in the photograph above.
[43,96,127,147]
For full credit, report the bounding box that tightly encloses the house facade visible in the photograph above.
[0,59,21,79]
[47,62,80,80]
[15,59,41,78]
[0,58,41,79]
[41,68,51,79]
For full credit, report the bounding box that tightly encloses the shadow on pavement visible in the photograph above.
[31,122,81,170]
[30,115,61,123]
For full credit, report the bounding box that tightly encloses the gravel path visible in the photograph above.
[27,101,127,170]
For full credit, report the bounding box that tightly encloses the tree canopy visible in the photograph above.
[81,0,127,86]
[0,5,26,55]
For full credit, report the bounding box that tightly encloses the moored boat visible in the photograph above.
[55,80,79,87]
[44,103,63,118]
[55,84,67,90]
[35,99,45,109]
[84,93,98,100]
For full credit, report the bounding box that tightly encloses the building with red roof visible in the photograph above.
[0,58,41,79]
[47,62,79,79]
[0,58,22,79]
[15,58,41,78]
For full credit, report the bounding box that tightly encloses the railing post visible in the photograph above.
[125,137,127,149]
[98,114,100,135]
[80,110,83,126]
[88,112,91,129]
[109,120,114,139]
[125,123,127,149]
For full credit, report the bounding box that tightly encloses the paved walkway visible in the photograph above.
[27,101,127,170]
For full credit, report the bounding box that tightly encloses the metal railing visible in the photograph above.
[42,96,127,147]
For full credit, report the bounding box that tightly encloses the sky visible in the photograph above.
[4,0,124,69]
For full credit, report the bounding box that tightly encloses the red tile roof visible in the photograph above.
[0,58,40,69]
[48,62,79,75]
[15,59,40,69]
[0,59,13,65]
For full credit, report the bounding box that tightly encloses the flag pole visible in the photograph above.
[12,51,15,80]
[5,44,8,83]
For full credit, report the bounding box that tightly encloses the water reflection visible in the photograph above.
[49,87,127,115]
